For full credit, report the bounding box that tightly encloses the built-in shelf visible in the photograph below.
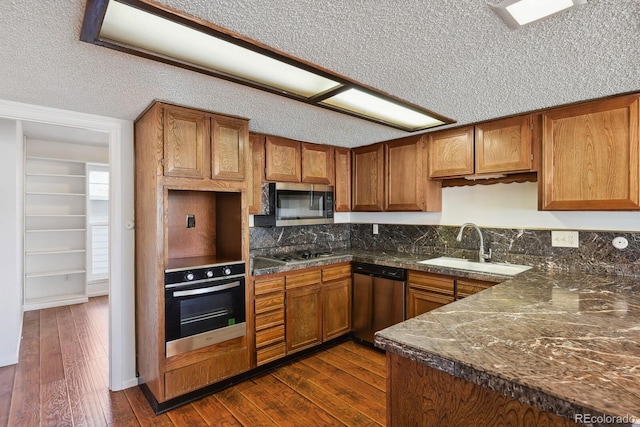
[26,249,86,255]
[26,214,86,217]
[26,155,88,163]
[24,151,89,311]
[26,269,86,278]
[26,228,86,233]
[26,192,85,196]
[26,173,86,178]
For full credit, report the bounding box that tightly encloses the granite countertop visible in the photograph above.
[252,249,506,282]
[252,249,640,425]
[376,269,640,426]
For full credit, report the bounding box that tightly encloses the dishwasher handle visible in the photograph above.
[353,262,406,281]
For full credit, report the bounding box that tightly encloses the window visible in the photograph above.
[87,165,109,281]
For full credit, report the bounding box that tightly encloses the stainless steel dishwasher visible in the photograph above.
[352,262,406,344]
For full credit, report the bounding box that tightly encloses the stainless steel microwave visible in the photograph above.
[253,182,334,227]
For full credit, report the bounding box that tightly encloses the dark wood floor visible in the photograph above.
[0,297,387,426]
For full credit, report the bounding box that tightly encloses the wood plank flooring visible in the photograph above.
[0,297,387,426]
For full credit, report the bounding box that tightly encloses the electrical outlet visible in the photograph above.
[373,224,379,234]
[551,230,579,248]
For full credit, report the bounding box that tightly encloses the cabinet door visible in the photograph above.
[265,136,301,182]
[334,147,351,212]
[163,105,209,178]
[428,127,474,178]
[475,114,533,174]
[352,143,384,211]
[286,285,323,354]
[301,143,334,184]
[248,134,265,214]
[210,115,248,181]
[407,287,453,318]
[385,135,441,212]
[323,278,351,341]
[540,95,640,210]
[455,279,495,300]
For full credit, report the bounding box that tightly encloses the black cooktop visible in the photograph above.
[257,250,336,264]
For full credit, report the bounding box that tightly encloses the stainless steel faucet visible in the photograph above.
[456,223,491,263]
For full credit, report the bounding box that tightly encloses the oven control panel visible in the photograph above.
[165,261,245,285]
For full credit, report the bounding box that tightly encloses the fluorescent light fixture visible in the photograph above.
[100,1,340,98]
[322,88,445,131]
[490,0,587,29]
[80,0,453,131]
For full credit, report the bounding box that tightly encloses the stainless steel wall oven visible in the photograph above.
[164,261,246,357]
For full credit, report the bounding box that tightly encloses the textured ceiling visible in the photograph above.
[0,0,638,147]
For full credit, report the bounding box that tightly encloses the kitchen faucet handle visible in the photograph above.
[482,248,493,261]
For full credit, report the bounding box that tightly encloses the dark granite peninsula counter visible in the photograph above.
[376,269,640,427]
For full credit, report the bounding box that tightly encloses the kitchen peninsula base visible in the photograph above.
[387,352,578,427]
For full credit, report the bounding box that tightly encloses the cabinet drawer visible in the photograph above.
[285,269,322,290]
[322,264,351,282]
[256,324,285,348]
[456,279,494,299]
[407,271,454,296]
[256,342,287,366]
[255,292,284,314]
[256,308,284,331]
[254,276,285,295]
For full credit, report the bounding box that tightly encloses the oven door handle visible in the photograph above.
[173,281,240,298]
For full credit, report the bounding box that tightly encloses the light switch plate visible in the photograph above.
[551,230,579,248]
[373,224,379,234]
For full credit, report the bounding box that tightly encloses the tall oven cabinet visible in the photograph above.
[134,101,251,410]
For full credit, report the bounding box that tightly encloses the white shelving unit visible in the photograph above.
[24,155,88,310]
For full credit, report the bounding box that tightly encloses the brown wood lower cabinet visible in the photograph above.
[254,275,286,366]
[387,352,579,427]
[407,271,454,318]
[286,284,323,353]
[253,262,352,364]
[322,264,352,341]
[407,270,497,318]
[456,278,495,299]
[164,339,249,399]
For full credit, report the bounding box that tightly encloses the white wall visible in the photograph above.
[0,118,24,366]
[349,182,640,232]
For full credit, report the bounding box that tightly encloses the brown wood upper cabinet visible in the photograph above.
[265,136,301,182]
[352,137,441,212]
[248,133,265,214]
[301,142,334,184]
[211,114,248,181]
[264,136,334,184]
[162,103,249,181]
[428,114,537,179]
[386,135,441,211]
[539,94,640,210]
[352,143,385,211]
[163,104,208,178]
[334,147,351,212]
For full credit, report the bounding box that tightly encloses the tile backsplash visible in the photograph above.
[250,223,640,277]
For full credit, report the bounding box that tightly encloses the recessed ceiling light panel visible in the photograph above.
[490,0,587,29]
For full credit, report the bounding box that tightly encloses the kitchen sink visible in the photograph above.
[418,257,531,276]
